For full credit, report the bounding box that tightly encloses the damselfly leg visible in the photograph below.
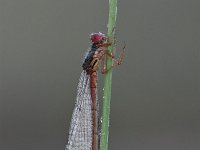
[100,44,125,74]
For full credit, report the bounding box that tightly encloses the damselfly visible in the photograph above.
[65,32,125,150]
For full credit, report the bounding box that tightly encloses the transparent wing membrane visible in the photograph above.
[66,71,93,150]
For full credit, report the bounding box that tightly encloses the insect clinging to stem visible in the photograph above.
[66,32,125,150]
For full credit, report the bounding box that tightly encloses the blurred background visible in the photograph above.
[0,0,200,150]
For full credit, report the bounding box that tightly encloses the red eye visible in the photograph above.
[90,32,106,43]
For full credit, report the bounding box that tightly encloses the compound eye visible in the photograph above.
[90,32,106,43]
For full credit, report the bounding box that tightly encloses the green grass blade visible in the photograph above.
[100,0,117,150]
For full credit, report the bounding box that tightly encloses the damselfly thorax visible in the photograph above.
[82,44,105,75]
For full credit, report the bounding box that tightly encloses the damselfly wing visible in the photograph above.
[66,71,93,150]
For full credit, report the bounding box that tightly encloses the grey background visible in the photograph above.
[0,0,200,150]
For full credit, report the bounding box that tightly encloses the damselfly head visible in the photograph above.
[90,32,106,44]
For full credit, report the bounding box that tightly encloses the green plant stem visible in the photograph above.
[100,0,117,150]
